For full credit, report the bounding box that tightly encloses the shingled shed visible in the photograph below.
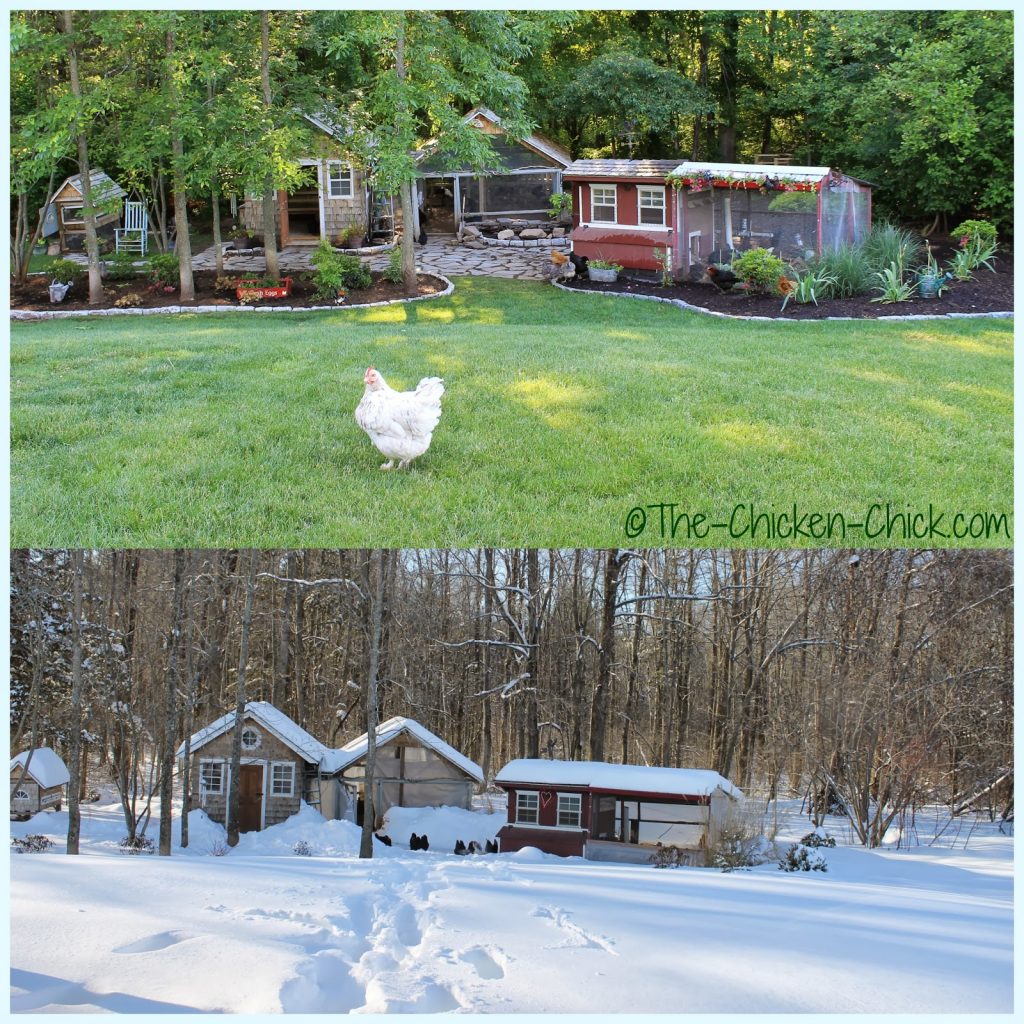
[332,717,484,827]
[10,747,70,817]
[177,701,337,834]
[495,759,741,865]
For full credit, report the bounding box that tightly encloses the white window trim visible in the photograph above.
[241,727,261,751]
[556,791,583,829]
[515,790,540,825]
[13,789,29,800]
[637,185,667,227]
[326,161,355,200]
[589,184,617,225]
[270,761,296,798]
[199,758,226,796]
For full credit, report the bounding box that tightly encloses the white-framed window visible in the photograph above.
[13,789,29,800]
[590,185,617,223]
[557,792,582,828]
[638,186,666,226]
[62,205,84,225]
[241,727,261,751]
[327,163,354,199]
[515,790,539,824]
[271,762,295,797]
[199,760,225,795]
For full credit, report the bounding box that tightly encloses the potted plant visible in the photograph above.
[336,225,366,250]
[915,241,948,299]
[588,258,622,283]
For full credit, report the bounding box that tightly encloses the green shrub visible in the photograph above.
[49,258,84,284]
[589,258,623,272]
[146,252,180,288]
[811,244,873,298]
[781,267,836,310]
[951,219,997,249]
[862,222,923,276]
[731,247,787,295]
[105,251,142,282]
[780,843,828,872]
[871,261,916,304]
[11,834,54,854]
[382,246,403,284]
[309,239,372,299]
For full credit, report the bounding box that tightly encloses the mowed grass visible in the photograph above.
[10,278,1013,548]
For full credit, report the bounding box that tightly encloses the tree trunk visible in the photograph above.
[66,550,85,854]
[260,11,280,281]
[158,550,186,856]
[359,550,388,858]
[395,15,418,295]
[62,11,104,305]
[589,550,625,762]
[166,22,195,301]
[227,554,258,847]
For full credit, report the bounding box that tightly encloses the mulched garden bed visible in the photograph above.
[11,268,445,312]
[562,243,1013,319]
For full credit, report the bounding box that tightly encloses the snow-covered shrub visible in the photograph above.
[650,842,685,868]
[119,834,155,855]
[800,829,836,849]
[293,839,313,857]
[780,843,828,872]
[208,840,229,857]
[708,806,772,871]
[11,834,54,854]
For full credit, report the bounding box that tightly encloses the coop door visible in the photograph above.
[239,764,264,832]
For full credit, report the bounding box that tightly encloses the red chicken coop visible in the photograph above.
[564,159,873,275]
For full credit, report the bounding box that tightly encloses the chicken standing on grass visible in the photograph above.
[355,366,445,470]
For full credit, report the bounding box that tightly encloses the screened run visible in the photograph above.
[591,795,706,848]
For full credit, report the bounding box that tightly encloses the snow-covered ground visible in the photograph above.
[10,794,1013,1013]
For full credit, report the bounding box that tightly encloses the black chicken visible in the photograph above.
[704,264,738,292]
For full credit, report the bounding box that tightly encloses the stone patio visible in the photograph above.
[192,235,551,280]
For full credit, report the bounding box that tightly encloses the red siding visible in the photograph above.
[570,179,675,271]
[497,823,586,857]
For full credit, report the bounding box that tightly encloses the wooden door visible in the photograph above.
[239,764,263,833]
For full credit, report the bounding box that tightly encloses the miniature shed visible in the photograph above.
[415,106,572,234]
[495,759,741,865]
[10,747,70,817]
[49,170,128,252]
[331,716,484,827]
[177,701,340,833]
[564,159,872,273]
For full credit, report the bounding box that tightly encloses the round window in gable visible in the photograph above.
[241,727,261,751]
[14,789,29,800]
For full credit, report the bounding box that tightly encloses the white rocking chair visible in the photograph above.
[115,200,149,256]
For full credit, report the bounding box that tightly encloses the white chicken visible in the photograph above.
[354,366,445,470]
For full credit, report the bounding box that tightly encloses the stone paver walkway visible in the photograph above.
[190,235,550,280]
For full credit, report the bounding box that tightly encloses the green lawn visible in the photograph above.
[10,278,1013,548]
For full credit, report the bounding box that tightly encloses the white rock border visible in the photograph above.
[551,279,1013,322]
[10,274,455,322]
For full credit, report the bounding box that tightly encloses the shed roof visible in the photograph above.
[495,759,742,800]
[563,159,682,180]
[176,701,330,766]
[417,106,571,171]
[58,170,128,204]
[331,716,484,782]
[11,747,70,789]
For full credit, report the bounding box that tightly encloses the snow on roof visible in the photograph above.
[11,747,70,789]
[330,717,484,783]
[670,160,831,182]
[176,701,330,766]
[563,159,683,179]
[495,759,742,800]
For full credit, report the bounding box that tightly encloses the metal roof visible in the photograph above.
[671,161,831,181]
[59,170,128,204]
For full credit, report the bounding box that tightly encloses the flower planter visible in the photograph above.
[236,276,293,302]
[588,267,619,284]
[49,281,71,303]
